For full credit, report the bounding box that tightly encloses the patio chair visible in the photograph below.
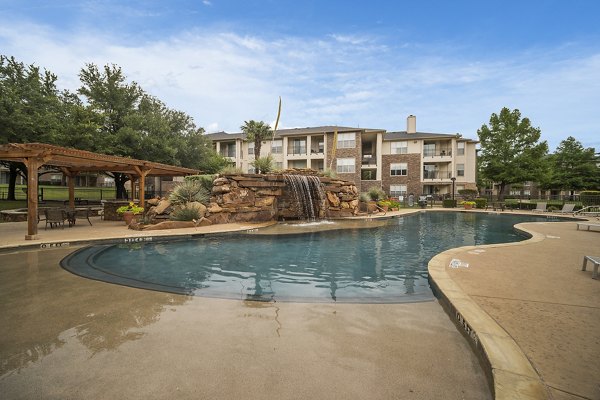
[532,202,547,212]
[44,208,66,230]
[557,203,576,214]
[76,207,93,226]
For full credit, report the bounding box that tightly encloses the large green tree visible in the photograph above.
[240,120,271,158]
[548,136,599,193]
[477,107,549,200]
[0,55,66,199]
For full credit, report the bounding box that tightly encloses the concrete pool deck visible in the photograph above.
[0,210,598,399]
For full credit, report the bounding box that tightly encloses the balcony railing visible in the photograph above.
[288,147,307,155]
[423,171,452,179]
[423,150,452,157]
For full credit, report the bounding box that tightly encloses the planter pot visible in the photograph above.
[463,204,473,210]
[391,208,399,212]
[122,211,136,225]
[367,201,378,213]
[380,205,389,212]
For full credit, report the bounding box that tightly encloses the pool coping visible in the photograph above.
[427,222,551,400]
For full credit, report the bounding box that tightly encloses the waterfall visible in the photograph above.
[283,174,326,220]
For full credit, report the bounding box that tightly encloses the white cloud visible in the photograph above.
[0,17,599,150]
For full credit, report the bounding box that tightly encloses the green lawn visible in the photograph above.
[0,184,116,201]
[0,200,27,211]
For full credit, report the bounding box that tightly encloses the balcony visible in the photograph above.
[361,154,377,166]
[423,170,452,182]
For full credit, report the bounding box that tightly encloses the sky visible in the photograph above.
[1,0,599,151]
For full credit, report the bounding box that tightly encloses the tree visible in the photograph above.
[0,55,64,199]
[477,107,549,200]
[549,136,599,193]
[240,120,271,158]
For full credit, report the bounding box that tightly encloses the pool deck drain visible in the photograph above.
[0,209,598,399]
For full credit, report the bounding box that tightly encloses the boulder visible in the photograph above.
[212,184,231,194]
[146,197,161,206]
[142,220,196,231]
[208,202,223,213]
[196,217,212,227]
[213,177,229,186]
[254,196,275,207]
[207,212,230,225]
[154,199,171,215]
[326,192,340,207]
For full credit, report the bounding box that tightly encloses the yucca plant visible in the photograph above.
[219,165,243,175]
[169,180,209,206]
[170,204,204,221]
[251,155,274,174]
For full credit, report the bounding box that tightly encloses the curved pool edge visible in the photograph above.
[427,222,550,400]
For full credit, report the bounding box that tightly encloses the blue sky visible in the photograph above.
[1,0,599,151]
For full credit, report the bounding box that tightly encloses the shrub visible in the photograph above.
[359,192,371,202]
[474,198,487,209]
[458,189,478,200]
[443,199,457,208]
[320,168,337,178]
[169,180,209,206]
[170,204,203,221]
[251,155,274,174]
[219,165,243,175]
[367,186,386,201]
[185,174,215,194]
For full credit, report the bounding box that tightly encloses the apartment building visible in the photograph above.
[206,115,478,198]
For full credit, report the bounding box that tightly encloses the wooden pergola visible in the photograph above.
[0,143,199,240]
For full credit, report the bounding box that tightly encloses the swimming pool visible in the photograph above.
[61,212,562,303]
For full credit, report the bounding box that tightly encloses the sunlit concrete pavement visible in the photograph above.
[0,211,598,399]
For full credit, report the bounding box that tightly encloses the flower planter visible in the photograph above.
[463,204,473,210]
[122,211,135,225]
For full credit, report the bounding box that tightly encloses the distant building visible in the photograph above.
[206,115,478,198]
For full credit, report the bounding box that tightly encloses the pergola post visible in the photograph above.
[133,166,151,208]
[25,157,43,240]
[61,168,78,209]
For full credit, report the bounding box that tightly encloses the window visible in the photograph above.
[423,143,436,157]
[274,162,283,170]
[248,166,256,174]
[390,163,407,176]
[247,142,255,157]
[391,141,408,154]
[457,163,465,177]
[220,143,236,158]
[423,164,436,179]
[290,138,306,155]
[336,158,355,173]
[337,133,355,149]
[457,142,465,156]
[390,184,407,198]
[523,189,531,196]
[510,189,521,196]
[271,140,282,154]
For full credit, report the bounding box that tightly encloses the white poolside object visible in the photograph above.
[581,256,600,279]
[532,202,547,212]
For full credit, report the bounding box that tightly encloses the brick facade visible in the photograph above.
[381,154,422,196]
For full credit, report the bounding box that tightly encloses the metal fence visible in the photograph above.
[0,186,117,201]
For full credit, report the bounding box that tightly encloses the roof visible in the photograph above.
[384,131,478,143]
[0,143,199,176]
[205,126,385,140]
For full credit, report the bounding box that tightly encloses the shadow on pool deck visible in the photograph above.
[0,210,598,399]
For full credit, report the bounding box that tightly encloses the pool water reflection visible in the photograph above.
[61,212,560,303]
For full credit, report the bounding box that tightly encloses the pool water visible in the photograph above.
[61,212,561,303]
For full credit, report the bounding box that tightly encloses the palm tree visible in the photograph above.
[240,120,271,158]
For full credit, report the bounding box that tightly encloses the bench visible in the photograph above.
[576,222,600,232]
[582,256,600,279]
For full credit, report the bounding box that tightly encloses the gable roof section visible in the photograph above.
[206,126,385,141]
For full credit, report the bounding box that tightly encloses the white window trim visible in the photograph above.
[337,133,356,149]
[391,141,408,154]
[390,162,408,176]
[336,158,355,173]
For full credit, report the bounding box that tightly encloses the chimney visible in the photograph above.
[407,115,416,134]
